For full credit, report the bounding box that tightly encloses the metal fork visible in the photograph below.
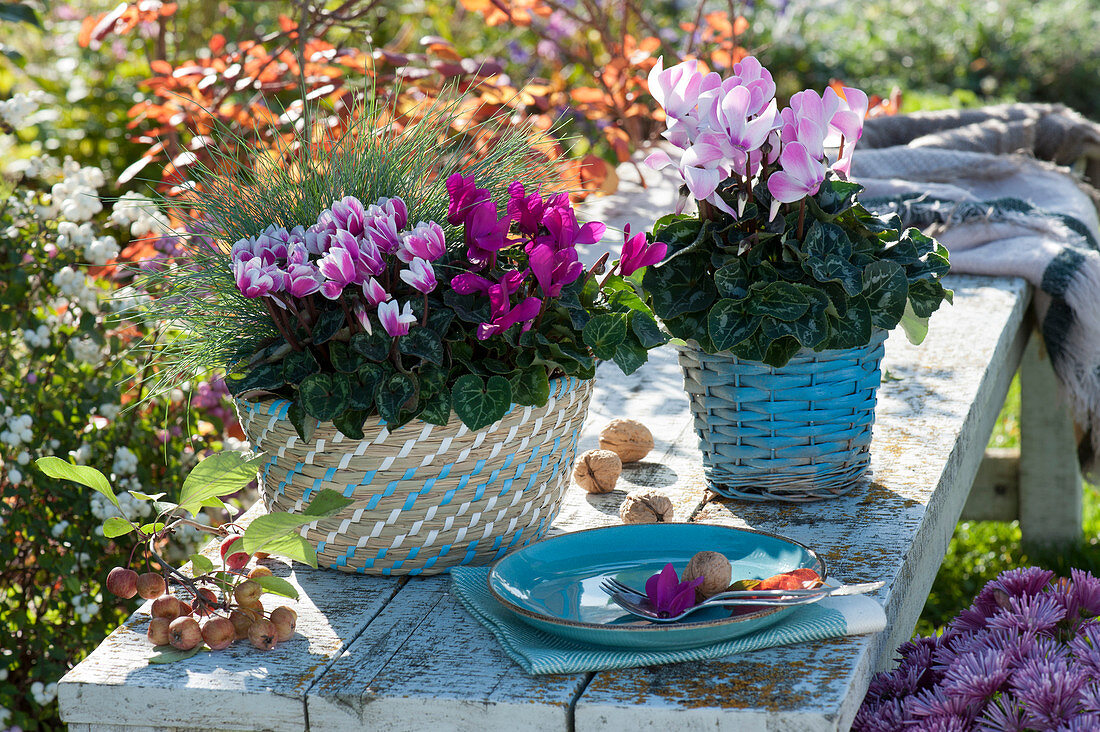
[602,576,883,603]
[598,581,833,623]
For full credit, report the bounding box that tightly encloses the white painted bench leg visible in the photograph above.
[1019,331,1083,545]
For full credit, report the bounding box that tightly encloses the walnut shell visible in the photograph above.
[599,418,654,463]
[618,488,674,524]
[573,449,622,494]
[682,550,732,600]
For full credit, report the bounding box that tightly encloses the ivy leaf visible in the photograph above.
[252,575,300,600]
[398,328,443,365]
[708,299,761,352]
[452,374,511,431]
[35,458,118,509]
[298,373,352,422]
[375,373,417,425]
[282,349,320,384]
[102,517,134,539]
[179,452,266,518]
[190,554,214,575]
[350,330,391,362]
[746,282,810,322]
[582,313,628,361]
[862,260,909,329]
[510,367,550,407]
[311,309,345,345]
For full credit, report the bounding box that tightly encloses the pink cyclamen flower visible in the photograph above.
[379,196,408,230]
[446,173,491,226]
[767,141,827,219]
[724,55,777,117]
[399,258,437,294]
[233,257,280,298]
[450,272,495,295]
[644,563,706,618]
[696,84,778,177]
[329,195,368,237]
[618,225,668,277]
[362,277,390,306]
[352,303,372,335]
[399,221,446,263]
[507,181,545,236]
[317,243,360,299]
[378,300,417,337]
[827,86,869,177]
[464,200,510,267]
[647,56,721,148]
[284,263,324,298]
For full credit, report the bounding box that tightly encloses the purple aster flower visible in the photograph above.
[940,648,1012,704]
[988,567,1055,601]
[618,224,668,277]
[1070,569,1100,617]
[853,698,910,732]
[643,563,705,619]
[1069,623,1100,677]
[446,172,491,226]
[1011,653,1088,729]
[904,688,975,721]
[329,195,368,237]
[361,277,390,306]
[978,694,1029,732]
[399,221,446,263]
[377,300,417,337]
[399,258,437,294]
[1062,713,1100,731]
[987,593,1067,635]
[1080,681,1100,713]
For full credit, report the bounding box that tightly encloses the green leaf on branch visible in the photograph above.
[452,374,511,431]
[582,313,628,361]
[36,458,118,509]
[190,554,214,575]
[303,488,355,518]
[299,373,352,422]
[179,451,265,518]
[242,513,320,558]
[102,517,134,539]
[252,575,300,600]
[138,522,166,535]
[128,491,165,502]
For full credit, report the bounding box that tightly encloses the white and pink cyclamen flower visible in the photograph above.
[378,300,417,338]
[644,55,868,219]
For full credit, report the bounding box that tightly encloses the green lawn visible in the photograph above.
[916,376,1100,634]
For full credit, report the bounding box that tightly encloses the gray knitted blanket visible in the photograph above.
[855,103,1100,480]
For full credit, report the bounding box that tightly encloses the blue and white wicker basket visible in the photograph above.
[677,331,887,502]
[236,377,593,575]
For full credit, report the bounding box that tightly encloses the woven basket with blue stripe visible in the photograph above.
[236,377,592,575]
[677,331,887,502]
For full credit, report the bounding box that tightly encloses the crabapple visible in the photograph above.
[147,617,171,646]
[136,572,166,599]
[233,579,262,605]
[247,566,273,579]
[248,618,277,651]
[202,617,236,650]
[151,595,184,620]
[168,616,202,651]
[106,567,138,599]
[270,606,297,642]
[191,588,219,616]
[219,535,250,571]
[229,607,259,640]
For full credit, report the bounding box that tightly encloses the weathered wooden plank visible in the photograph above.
[962,447,1020,522]
[1019,331,1084,544]
[57,504,404,732]
[574,275,1031,731]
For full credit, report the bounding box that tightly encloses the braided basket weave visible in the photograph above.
[677,330,887,502]
[236,377,592,575]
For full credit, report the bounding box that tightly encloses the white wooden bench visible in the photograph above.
[58,271,1085,731]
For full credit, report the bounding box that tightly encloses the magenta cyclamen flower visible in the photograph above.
[618,225,667,277]
[233,257,281,298]
[362,277,390,306]
[284,262,324,298]
[450,272,495,295]
[446,173,491,226]
[644,563,705,618]
[352,303,372,335]
[399,221,446,263]
[317,242,361,299]
[464,200,511,267]
[329,195,368,237]
[476,295,542,341]
[399,258,437,294]
[507,181,545,236]
[377,300,417,337]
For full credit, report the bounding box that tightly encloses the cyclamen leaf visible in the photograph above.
[326,341,360,374]
[350,330,391,362]
[419,391,452,426]
[451,374,511,431]
[102,517,134,538]
[643,254,716,319]
[746,282,810,322]
[375,373,416,425]
[708,299,760,352]
[229,362,284,395]
[612,338,648,375]
[179,451,265,518]
[510,367,551,407]
[282,349,320,383]
[582,313,628,361]
[862,260,909,330]
[311,309,345,345]
[36,458,118,509]
[631,312,668,348]
[398,328,444,365]
[332,409,367,440]
[298,373,352,422]
[252,575,300,600]
[714,263,749,300]
[287,402,317,443]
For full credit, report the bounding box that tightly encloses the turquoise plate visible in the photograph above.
[487,523,825,650]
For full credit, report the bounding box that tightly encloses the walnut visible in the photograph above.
[682,550,732,600]
[618,488,674,524]
[573,449,622,494]
[599,418,654,463]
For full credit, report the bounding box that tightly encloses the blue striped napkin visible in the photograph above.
[450,566,887,675]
